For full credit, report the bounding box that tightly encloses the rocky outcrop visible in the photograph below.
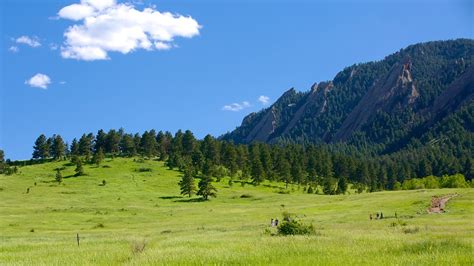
[333,58,419,141]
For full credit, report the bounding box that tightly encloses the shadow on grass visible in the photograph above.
[159,196,183,200]
[63,174,86,179]
[174,198,206,203]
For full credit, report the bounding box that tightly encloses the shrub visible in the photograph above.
[240,194,253,198]
[440,174,469,188]
[278,219,314,236]
[307,186,314,194]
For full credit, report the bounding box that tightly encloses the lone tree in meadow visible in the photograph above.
[179,168,196,197]
[55,169,63,184]
[197,175,217,200]
[75,160,84,176]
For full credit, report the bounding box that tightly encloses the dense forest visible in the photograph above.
[2,127,470,194]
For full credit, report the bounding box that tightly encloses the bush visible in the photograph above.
[440,174,469,188]
[278,219,314,236]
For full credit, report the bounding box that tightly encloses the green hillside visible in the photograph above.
[0,158,472,265]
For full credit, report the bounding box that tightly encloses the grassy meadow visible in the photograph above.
[0,157,473,265]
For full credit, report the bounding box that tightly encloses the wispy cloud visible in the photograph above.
[25,73,51,89]
[258,95,270,105]
[16,36,41,47]
[57,0,201,61]
[222,101,251,112]
[8,46,19,53]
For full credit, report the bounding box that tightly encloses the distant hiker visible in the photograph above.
[380,212,384,219]
[275,219,279,226]
[376,213,379,219]
[370,214,373,220]
[26,188,30,194]
[271,218,275,227]
[395,212,397,219]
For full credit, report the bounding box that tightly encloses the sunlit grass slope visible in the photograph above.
[0,157,472,265]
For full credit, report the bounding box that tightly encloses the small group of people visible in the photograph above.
[369,212,384,220]
[270,218,279,227]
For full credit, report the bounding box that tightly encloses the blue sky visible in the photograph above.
[1,0,472,160]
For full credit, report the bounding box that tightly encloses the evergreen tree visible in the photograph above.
[197,175,217,200]
[179,168,196,197]
[70,138,79,156]
[106,129,121,155]
[92,147,105,166]
[51,134,66,160]
[277,153,292,189]
[140,130,157,157]
[336,177,348,194]
[55,169,63,184]
[32,134,50,159]
[95,129,107,153]
[119,134,136,156]
[182,130,196,156]
[323,177,336,195]
[75,160,85,176]
[78,133,93,160]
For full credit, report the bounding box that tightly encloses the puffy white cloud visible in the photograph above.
[58,3,95,21]
[25,73,51,89]
[16,36,41,47]
[58,0,201,61]
[258,95,270,105]
[8,46,19,53]
[222,101,251,112]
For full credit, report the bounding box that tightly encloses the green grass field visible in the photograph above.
[1,157,473,265]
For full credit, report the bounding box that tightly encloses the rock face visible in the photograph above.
[221,39,474,152]
[333,58,419,141]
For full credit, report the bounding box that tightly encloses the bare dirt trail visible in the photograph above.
[428,194,458,213]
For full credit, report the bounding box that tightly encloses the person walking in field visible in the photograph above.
[370,214,373,220]
[380,212,384,219]
[275,219,279,226]
[376,213,379,219]
[271,218,275,227]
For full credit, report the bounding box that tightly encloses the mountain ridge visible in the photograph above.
[221,39,474,154]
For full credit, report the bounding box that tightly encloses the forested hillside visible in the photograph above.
[222,39,473,158]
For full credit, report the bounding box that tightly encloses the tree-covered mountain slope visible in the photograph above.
[221,39,473,154]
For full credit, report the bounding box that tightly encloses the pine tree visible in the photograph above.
[55,169,63,184]
[92,148,105,166]
[197,175,217,200]
[51,134,66,160]
[75,160,84,176]
[78,133,93,160]
[95,129,107,153]
[182,130,196,156]
[32,134,50,159]
[336,177,348,194]
[70,138,79,156]
[277,154,291,189]
[179,168,196,197]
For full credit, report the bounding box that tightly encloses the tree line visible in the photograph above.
[24,128,473,195]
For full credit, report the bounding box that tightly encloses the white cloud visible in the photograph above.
[222,101,251,112]
[258,95,270,105]
[58,0,201,61]
[9,46,19,53]
[25,73,51,89]
[16,36,41,47]
[49,43,59,50]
